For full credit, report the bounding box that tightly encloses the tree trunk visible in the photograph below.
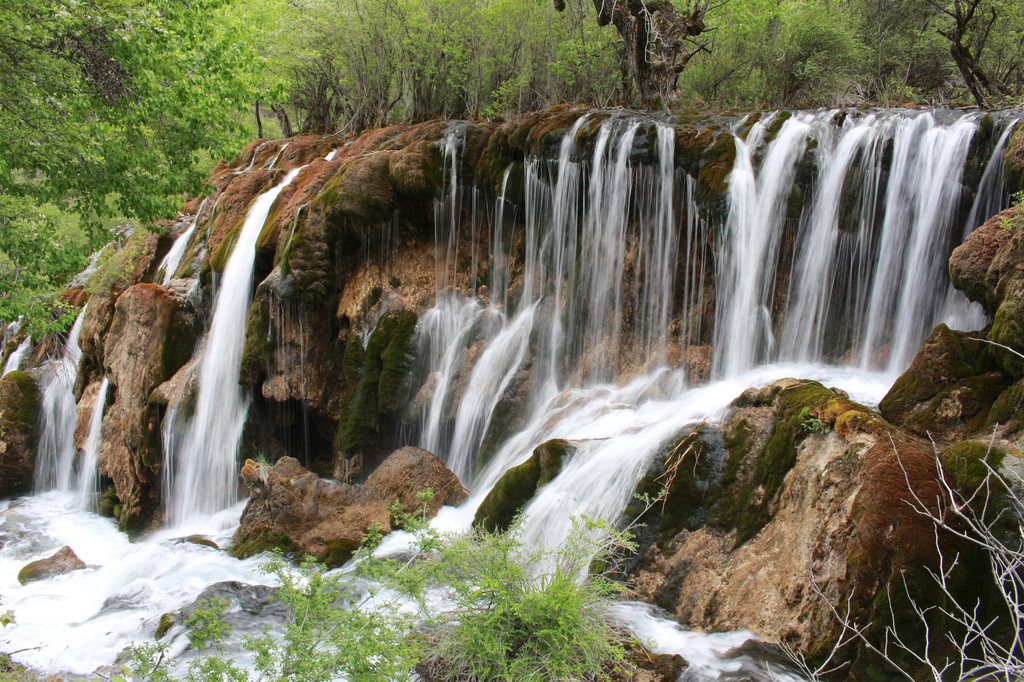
[555,0,711,107]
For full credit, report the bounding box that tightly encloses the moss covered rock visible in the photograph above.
[334,309,418,476]
[0,370,41,497]
[1003,121,1024,196]
[100,282,201,531]
[473,439,571,533]
[880,324,1006,443]
[17,546,86,585]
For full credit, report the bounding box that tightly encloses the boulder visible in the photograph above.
[474,439,571,533]
[366,446,468,519]
[99,282,201,531]
[232,456,391,567]
[18,546,86,584]
[0,371,41,498]
[880,325,1007,443]
[949,207,1024,379]
[629,379,964,675]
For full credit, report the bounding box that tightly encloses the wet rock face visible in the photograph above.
[99,282,201,531]
[1003,122,1024,195]
[233,448,464,566]
[0,371,41,498]
[18,545,86,584]
[365,446,468,518]
[629,379,950,665]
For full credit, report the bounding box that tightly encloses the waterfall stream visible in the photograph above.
[164,167,305,526]
[1,108,1020,679]
[2,337,31,377]
[33,313,84,493]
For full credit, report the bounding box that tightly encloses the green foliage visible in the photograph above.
[123,498,634,682]
[365,510,631,681]
[0,0,268,223]
[0,0,273,332]
[0,196,90,337]
[85,229,150,299]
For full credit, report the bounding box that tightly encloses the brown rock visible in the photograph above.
[949,211,1012,313]
[233,456,391,567]
[630,379,951,657]
[99,283,201,530]
[18,546,86,585]
[880,324,1006,443]
[366,446,468,518]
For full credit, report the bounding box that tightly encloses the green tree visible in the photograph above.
[0,0,269,330]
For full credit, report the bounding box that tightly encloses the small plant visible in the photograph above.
[798,406,830,434]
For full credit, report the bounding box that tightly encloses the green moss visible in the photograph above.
[317,537,361,568]
[880,325,998,422]
[208,219,244,273]
[240,295,271,383]
[230,528,302,560]
[712,381,839,544]
[943,441,1005,495]
[335,310,418,459]
[1003,122,1024,196]
[989,295,1024,378]
[97,485,119,517]
[156,613,176,639]
[473,439,569,533]
[697,132,737,197]
[987,378,1024,433]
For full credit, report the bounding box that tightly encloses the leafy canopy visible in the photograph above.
[0,0,269,331]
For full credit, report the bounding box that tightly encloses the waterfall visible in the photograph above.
[34,312,84,492]
[411,108,1017,542]
[1,108,1020,679]
[165,166,305,525]
[158,198,208,285]
[75,377,109,510]
[3,337,31,377]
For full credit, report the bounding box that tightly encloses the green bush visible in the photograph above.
[118,497,635,681]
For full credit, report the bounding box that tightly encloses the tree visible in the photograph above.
[0,0,269,330]
[553,0,722,106]
[927,0,1018,106]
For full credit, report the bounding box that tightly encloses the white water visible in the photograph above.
[165,167,305,526]
[158,199,208,285]
[75,377,109,511]
[2,337,31,377]
[34,313,84,493]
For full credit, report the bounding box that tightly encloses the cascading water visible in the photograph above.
[158,198,208,285]
[75,377,109,510]
[414,108,1017,548]
[165,166,306,526]
[2,337,31,376]
[34,312,84,493]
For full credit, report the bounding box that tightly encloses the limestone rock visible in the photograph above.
[0,371,41,498]
[629,379,951,669]
[100,283,201,530]
[366,446,468,518]
[18,546,86,584]
[232,456,390,567]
